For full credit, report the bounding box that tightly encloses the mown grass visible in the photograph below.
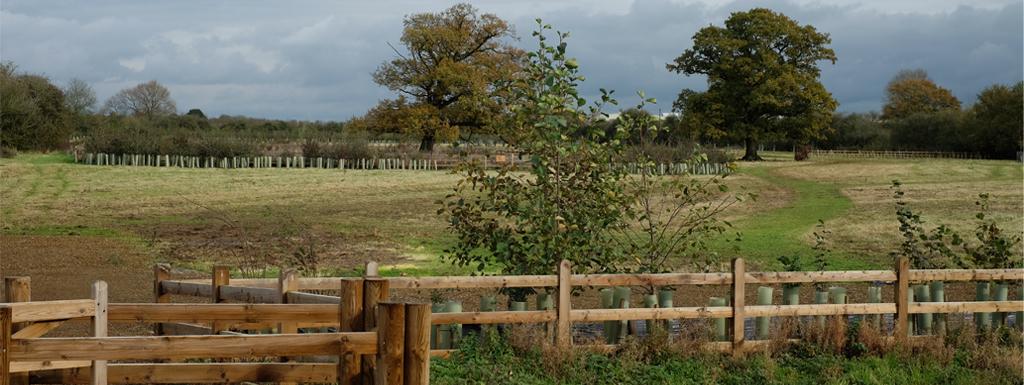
[1,152,1020,275]
[710,163,859,269]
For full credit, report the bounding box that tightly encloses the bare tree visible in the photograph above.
[64,78,96,115]
[102,80,177,118]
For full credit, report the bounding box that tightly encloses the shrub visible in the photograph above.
[0,63,72,151]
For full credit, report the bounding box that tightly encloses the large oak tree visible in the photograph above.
[668,8,837,161]
[881,69,960,120]
[370,3,522,152]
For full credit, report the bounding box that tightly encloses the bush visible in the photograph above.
[301,135,373,159]
[0,63,72,151]
[1,146,17,158]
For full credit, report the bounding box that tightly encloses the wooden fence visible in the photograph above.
[72,153,731,176]
[811,149,983,159]
[3,258,1023,384]
[0,277,430,385]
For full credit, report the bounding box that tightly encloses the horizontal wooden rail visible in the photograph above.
[161,268,1024,297]
[746,271,896,284]
[286,291,341,304]
[108,303,338,323]
[571,273,731,286]
[909,301,1024,314]
[30,362,338,384]
[218,285,279,303]
[908,269,1024,282]
[10,360,91,373]
[175,278,277,288]
[745,303,896,317]
[570,306,732,322]
[389,275,558,289]
[9,332,378,361]
[431,310,555,325]
[6,299,94,323]
[160,281,213,297]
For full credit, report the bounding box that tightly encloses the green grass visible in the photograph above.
[431,332,1022,385]
[1,152,1020,274]
[711,164,858,269]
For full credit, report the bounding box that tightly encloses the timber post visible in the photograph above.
[556,260,572,348]
[91,281,108,385]
[339,278,365,385]
[362,278,390,384]
[731,258,746,356]
[894,257,910,341]
[152,264,170,335]
[403,303,430,385]
[211,266,230,334]
[3,277,29,385]
[375,302,406,385]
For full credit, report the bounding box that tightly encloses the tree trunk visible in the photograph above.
[741,138,762,161]
[419,132,436,153]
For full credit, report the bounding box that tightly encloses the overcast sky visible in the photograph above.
[2,0,1021,120]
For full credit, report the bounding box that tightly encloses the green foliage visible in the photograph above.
[0,61,72,151]
[776,220,830,289]
[963,193,1023,270]
[889,180,965,269]
[886,110,971,152]
[882,69,961,120]
[668,8,837,161]
[431,330,1018,385]
[614,96,750,283]
[440,21,628,300]
[369,3,522,152]
[969,81,1023,159]
[819,81,1021,159]
[821,112,889,149]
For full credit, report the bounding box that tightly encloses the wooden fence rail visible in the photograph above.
[153,259,1024,351]
[4,258,1024,384]
[1,278,431,385]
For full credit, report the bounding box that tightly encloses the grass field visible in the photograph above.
[1,152,1021,301]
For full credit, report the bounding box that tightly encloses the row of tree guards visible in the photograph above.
[427,281,1021,347]
[810,149,985,160]
[75,152,732,176]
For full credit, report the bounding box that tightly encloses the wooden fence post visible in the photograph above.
[153,264,170,335]
[376,302,406,385]
[363,278,390,384]
[92,281,108,385]
[404,303,430,385]
[731,258,745,356]
[278,269,299,385]
[212,266,230,334]
[556,260,572,348]
[894,257,910,341]
[1,306,11,385]
[339,278,365,385]
[3,277,29,385]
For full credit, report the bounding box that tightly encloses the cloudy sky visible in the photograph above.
[2,0,1021,120]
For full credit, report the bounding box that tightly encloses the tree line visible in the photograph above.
[821,71,1022,159]
[1,4,1021,160]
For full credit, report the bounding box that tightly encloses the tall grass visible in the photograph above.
[432,320,1023,384]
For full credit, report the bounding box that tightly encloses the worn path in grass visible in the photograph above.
[714,163,860,269]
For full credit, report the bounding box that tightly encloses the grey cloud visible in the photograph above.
[1,0,1020,120]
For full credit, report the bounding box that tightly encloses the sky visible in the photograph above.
[1,0,1021,121]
